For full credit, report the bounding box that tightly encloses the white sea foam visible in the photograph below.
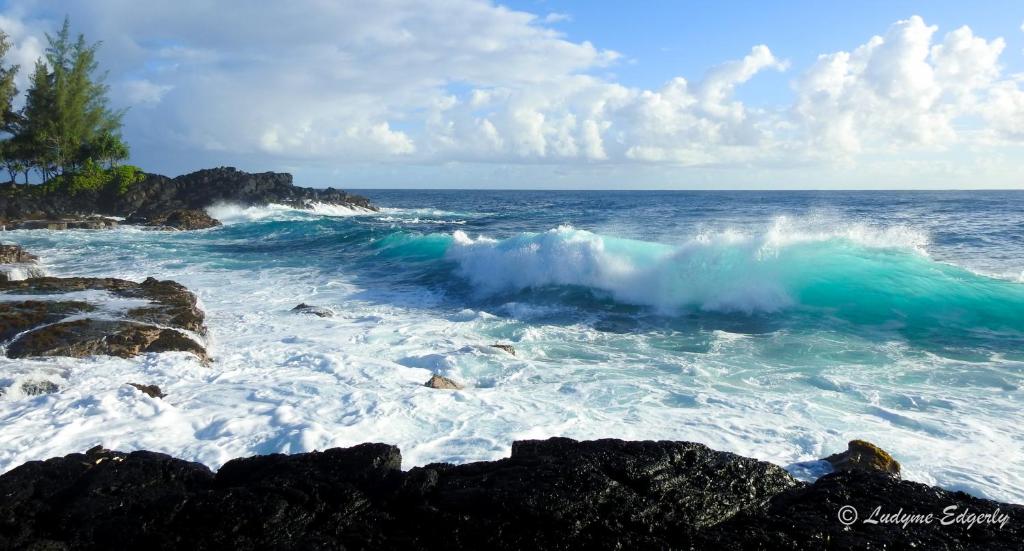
[206,203,310,224]
[206,202,374,224]
[307,202,376,217]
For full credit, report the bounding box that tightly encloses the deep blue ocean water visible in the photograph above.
[2,190,1023,502]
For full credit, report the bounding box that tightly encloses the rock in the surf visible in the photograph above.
[0,277,208,362]
[291,303,334,317]
[0,244,44,281]
[490,343,516,356]
[128,209,222,231]
[19,380,59,396]
[823,439,901,477]
[424,374,463,389]
[0,300,96,341]
[0,244,37,264]
[127,383,166,399]
[5,319,208,363]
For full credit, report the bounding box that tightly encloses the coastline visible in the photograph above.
[0,174,1021,549]
[2,438,1020,549]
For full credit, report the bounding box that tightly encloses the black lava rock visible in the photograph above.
[0,167,374,225]
[0,438,1020,550]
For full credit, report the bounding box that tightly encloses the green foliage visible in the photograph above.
[0,16,129,184]
[108,164,144,195]
[0,30,18,131]
[36,160,143,196]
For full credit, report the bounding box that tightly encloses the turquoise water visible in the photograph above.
[2,190,1023,503]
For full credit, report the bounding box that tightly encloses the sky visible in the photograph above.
[2,1,1024,189]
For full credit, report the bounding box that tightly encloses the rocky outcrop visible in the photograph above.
[16,380,59,396]
[0,276,207,362]
[128,209,222,231]
[116,167,374,219]
[424,374,463,389]
[0,300,95,341]
[0,244,44,281]
[0,167,374,230]
[127,383,166,399]
[0,244,37,264]
[291,303,334,317]
[4,217,119,230]
[6,319,209,363]
[490,343,516,356]
[0,438,1018,550]
[824,439,901,476]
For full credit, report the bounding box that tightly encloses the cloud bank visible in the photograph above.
[1,2,1023,187]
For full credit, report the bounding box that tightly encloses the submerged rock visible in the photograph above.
[19,380,59,396]
[490,343,516,356]
[3,438,1014,550]
[424,374,463,389]
[129,209,222,231]
[127,383,166,399]
[824,439,901,477]
[291,303,334,317]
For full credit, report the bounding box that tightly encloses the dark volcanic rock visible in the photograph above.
[424,374,463,389]
[291,302,334,317]
[19,380,59,396]
[0,244,37,263]
[0,446,215,550]
[5,319,208,362]
[116,167,375,219]
[824,439,902,476]
[127,383,166,399]
[0,438,1019,550]
[0,167,374,226]
[490,343,516,356]
[0,277,208,362]
[128,209,222,231]
[0,300,96,341]
[703,470,1022,550]
[0,276,206,334]
[0,244,44,282]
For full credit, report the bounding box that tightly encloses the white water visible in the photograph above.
[0,209,1021,505]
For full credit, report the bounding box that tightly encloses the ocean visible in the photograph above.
[1,190,1023,503]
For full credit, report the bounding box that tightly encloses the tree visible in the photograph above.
[19,59,56,180]
[19,17,126,177]
[0,17,132,187]
[0,30,21,182]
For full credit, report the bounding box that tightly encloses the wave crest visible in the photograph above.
[444,219,1024,329]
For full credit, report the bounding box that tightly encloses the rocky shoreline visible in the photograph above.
[0,175,1020,549]
[0,438,1019,550]
[0,166,375,230]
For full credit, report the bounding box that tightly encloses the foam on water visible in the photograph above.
[206,202,375,225]
[0,199,1022,504]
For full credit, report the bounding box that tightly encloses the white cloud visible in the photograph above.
[792,16,1017,159]
[0,3,1023,187]
[119,79,173,105]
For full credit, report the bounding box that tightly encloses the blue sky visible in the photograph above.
[519,1,1024,102]
[2,1,1024,189]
